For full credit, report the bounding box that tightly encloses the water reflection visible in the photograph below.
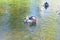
[29,0,37,17]
[26,0,37,35]
[0,4,11,40]
[0,0,38,40]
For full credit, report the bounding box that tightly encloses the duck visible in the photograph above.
[23,16,36,26]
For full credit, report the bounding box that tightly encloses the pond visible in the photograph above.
[0,0,60,40]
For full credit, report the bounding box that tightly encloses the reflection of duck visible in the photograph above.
[24,16,36,26]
